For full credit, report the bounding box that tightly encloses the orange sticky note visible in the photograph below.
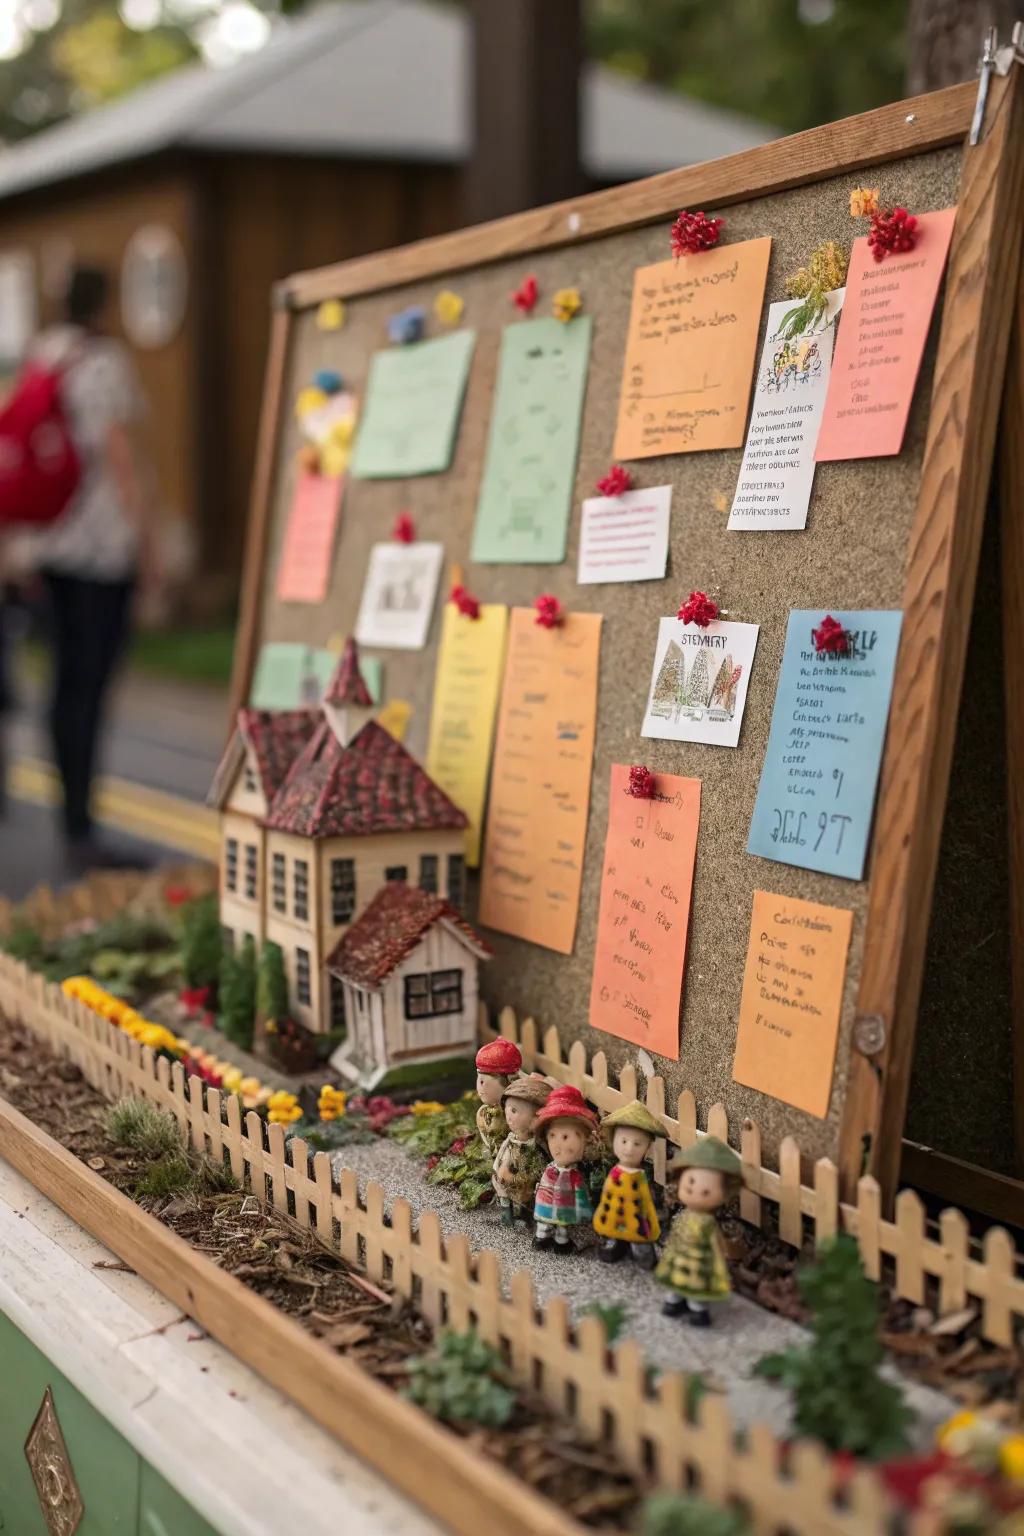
[276,471,343,604]
[613,238,772,460]
[588,765,701,1061]
[732,890,854,1119]
[815,207,956,461]
[478,608,602,954]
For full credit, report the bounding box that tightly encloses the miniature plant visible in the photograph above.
[390,1094,494,1207]
[181,895,222,992]
[640,1492,750,1536]
[104,1096,182,1161]
[105,1095,237,1201]
[256,940,288,1024]
[404,1330,516,1429]
[754,1233,914,1459]
[581,1301,628,1343]
[778,240,848,339]
[220,935,256,1050]
[135,1152,193,1199]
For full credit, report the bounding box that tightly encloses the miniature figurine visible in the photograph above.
[532,1084,600,1254]
[656,1136,742,1327]
[474,1038,523,1158]
[491,1075,552,1225]
[593,1100,666,1269]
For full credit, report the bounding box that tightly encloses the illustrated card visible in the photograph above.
[577,484,672,584]
[354,542,444,651]
[276,470,343,604]
[641,616,759,749]
[351,330,475,478]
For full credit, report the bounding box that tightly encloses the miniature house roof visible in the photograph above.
[263,717,468,839]
[207,706,320,810]
[0,0,776,204]
[328,881,491,989]
[323,637,374,708]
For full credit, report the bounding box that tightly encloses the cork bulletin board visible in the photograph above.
[230,75,1024,1199]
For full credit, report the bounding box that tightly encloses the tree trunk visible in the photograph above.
[905,0,1017,94]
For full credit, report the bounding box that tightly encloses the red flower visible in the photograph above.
[180,984,211,1012]
[678,590,719,628]
[627,765,656,799]
[392,512,415,543]
[164,884,190,906]
[670,209,724,257]
[450,583,481,620]
[867,206,918,262]
[812,615,851,656]
[596,464,632,497]
[449,1136,470,1155]
[533,593,563,629]
[512,274,538,314]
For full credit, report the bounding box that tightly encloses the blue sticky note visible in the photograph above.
[747,610,903,881]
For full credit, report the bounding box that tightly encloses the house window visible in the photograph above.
[419,854,438,894]
[330,857,356,924]
[225,837,238,893]
[243,762,258,795]
[272,853,286,914]
[296,948,311,1006]
[384,865,407,884]
[404,969,463,1020]
[221,925,234,954]
[329,975,347,1033]
[293,858,309,921]
[446,854,465,909]
[244,844,258,900]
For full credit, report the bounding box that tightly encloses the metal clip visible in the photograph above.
[852,1013,886,1056]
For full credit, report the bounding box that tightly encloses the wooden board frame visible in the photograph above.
[229,73,1024,1209]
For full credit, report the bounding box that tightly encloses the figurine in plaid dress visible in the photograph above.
[531,1085,599,1255]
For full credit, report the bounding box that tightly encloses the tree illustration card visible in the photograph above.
[641,616,759,749]
[577,484,672,584]
[613,238,772,460]
[351,330,476,478]
[815,208,956,461]
[354,541,444,650]
[471,316,592,564]
[251,642,381,708]
[589,764,701,1061]
[747,609,903,880]
[732,890,853,1118]
[727,292,841,532]
[426,602,509,866]
[276,470,343,603]
[478,609,603,954]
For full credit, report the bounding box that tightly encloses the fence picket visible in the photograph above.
[937,1207,969,1315]
[388,1197,414,1294]
[739,1118,763,1227]
[313,1151,334,1244]
[608,1338,645,1473]
[813,1158,838,1247]
[364,1182,386,1281]
[779,1137,803,1248]
[676,1090,697,1150]
[289,1136,311,1228]
[245,1110,267,1202]
[224,1092,244,1182]
[335,1168,361,1266]
[856,1176,882,1281]
[894,1190,926,1304]
[981,1226,1016,1345]
[416,1210,445,1328]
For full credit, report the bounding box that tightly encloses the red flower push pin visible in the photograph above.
[392,511,415,543]
[533,593,563,629]
[670,209,723,257]
[596,464,632,497]
[867,207,918,262]
[450,583,481,620]
[677,590,720,628]
[512,274,539,314]
[627,765,656,799]
[812,615,851,657]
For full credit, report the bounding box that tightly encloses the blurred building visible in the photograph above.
[0,0,774,610]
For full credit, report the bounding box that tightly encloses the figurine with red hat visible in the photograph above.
[475,1038,523,1159]
[532,1085,600,1255]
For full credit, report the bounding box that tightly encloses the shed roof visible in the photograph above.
[0,0,776,202]
[328,880,491,988]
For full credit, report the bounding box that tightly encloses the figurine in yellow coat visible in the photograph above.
[593,1101,667,1270]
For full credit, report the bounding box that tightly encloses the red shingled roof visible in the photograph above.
[327,882,490,987]
[208,707,319,809]
[264,718,469,838]
[323,637,374,708]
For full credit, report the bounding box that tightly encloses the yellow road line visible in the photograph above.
[7,757,219,861]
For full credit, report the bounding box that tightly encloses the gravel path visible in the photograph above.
[333,1137,954,1444]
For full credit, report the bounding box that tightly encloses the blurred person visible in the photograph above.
[29,265,160,871]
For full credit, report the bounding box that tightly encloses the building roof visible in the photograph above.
[207,706,320,810]
[323,636,374,708]
[264,717,468,839]
[0,0,776,203]
[328,880,490,987]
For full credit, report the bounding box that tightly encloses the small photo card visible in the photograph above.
[641,615,759,749]
[354,541,444,651]
[577,485,672,584]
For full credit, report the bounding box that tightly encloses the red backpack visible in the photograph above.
[0,357,81,527]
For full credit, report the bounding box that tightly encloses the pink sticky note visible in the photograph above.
[276,471,342,604]
[815,207,956,462]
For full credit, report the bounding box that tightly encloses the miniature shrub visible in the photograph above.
[105,1096,182,1161]
[256,940,288,1024]
[220,935,256,1050]
[404,1330,516,1429]
[754,1233,913,1459]
[391,1096,494,1208]
[181,895,222,991]
[581,1301,628,1343]
[135,1153,193,1199]
[640,1493,750,1536]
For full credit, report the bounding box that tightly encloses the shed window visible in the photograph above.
[272,853,286,914]
[225,837,238,893]
[330,857,356,924]
[446,854,465,909]
[384,865,407,884]
[419,854,438,894]
[244,844,258,900]
[296,947,311,1006]
[404,969,463,1021]
[293,858,309,921]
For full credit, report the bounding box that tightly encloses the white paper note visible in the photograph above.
[641,615,760,750]
[577,485,672,584]
[354,541,444,651]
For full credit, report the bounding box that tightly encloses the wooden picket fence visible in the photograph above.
[1,956,1022,1534]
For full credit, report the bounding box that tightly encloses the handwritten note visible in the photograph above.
[732,890,853,1118]
[747,609,903,880]
[727,293,840,531]
[577,485,672,584]
[426,603,509,866]
[354,542,444,651]
[815,208,956,461]
[251,642,381,709]
[613,238,772,460]
[478,609,602,954]
[471,317,592,564]
[589,765,701,1061]
[351,330,475,478]
[642,616,759,749]
[276,471,343,603]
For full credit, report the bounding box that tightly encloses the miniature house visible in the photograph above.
[209,638,469,1035]
[327,882,491,1090]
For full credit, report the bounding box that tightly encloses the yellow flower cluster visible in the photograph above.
[849,186,880,218]
[552,287,582,323]
[785,240,848,301]
[267,1090,302,1126]
[410,1100,446,1115]
[318,1084,348,1122]
[433,289,464,326]
[316,298,345,332]
[937,1410,1024,1482]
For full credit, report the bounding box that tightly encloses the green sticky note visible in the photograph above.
[471,316,592,564]
[352,330,476,478]
[250,643,382,708]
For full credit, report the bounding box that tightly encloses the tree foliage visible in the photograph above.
[219,933,256,1050]
[256,939,288,1024]
[404,1330,516,1429]
[181,894,221,991]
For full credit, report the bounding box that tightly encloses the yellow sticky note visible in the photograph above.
[317,298,345,331]
[426,603,508,867]
[378,698,412,741]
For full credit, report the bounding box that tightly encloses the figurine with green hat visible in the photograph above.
[593,1100,666,1269]
[655,1136,742,1327]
